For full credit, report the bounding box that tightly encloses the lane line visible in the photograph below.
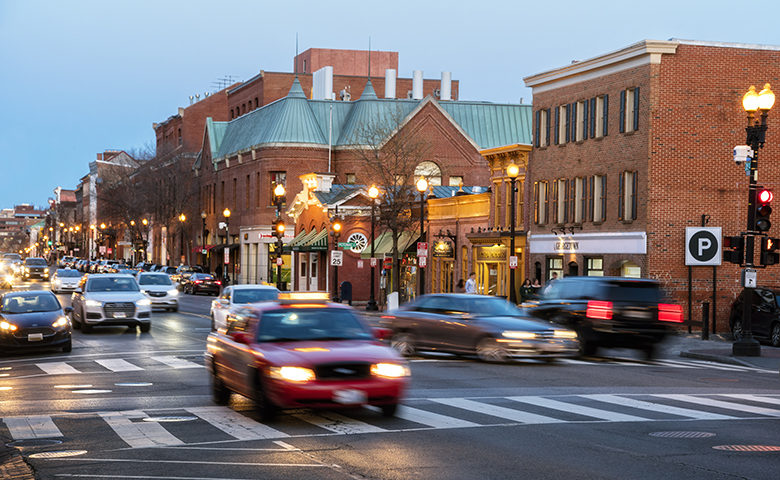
[293,411,387,434]
[393,405,479,429]
[507,396,651,422]
[2,415,63,439]
[431,398,563,424]
[648,360,700,369]
[185,407,289,440]
[99,410,184,448]
[683,360,766,372]
[150,356,203,369]
[655,394,780,416]
[47,458,327,467]
[584,394,736,420]
[95,359,144,372]
[36,362,81,375]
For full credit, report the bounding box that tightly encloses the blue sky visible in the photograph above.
[1,0,778,208]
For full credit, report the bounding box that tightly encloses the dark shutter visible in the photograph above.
[580,177,588,223]
[603,95,609,136]
[590,98,596,138]
[565,104,571,143]
[533,182,539,224]
[588,176,594,221]
[631,171,638,220]
[601,175,607,220]
[551,180,559,224]
[619,90,626,134]
[534,110,541,147]
[633,87,640,131]
[618,172,625,220]
[554,107,560,145]
[582,99,589,139]
[545,109,551,146]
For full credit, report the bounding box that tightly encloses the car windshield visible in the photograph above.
[25,258,47,266]
[195,274,214,280]
[257,308,372,342]
[57,270,82,278]
[88,277,139,292]
[233,289,279,304]
[603,281,661,303]
[2,293,61,313]
[465,297,524,316]
[138,274,172,286]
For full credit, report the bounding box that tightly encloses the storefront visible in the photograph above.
[432,239,455,293]
[239,226,294,286]
[362,230,420,304]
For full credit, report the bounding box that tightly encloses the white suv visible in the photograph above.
[137,272,179,312]
[210,284,279,331]
[70,274,152,332]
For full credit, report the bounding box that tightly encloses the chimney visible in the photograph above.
[440,72,452,101]
[97,153,103,161]
[384,69,396,98]
[412,70,423,100]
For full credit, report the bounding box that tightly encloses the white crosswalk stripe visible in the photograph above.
[718,394,780,406]
[186,406,289,440]
[431,398,563,424]
[293,411,388,435]
[99,410,185,448]
[507,396,651,422]
[150,356,203,369]
[394,405,479,429]
[653,394,780,417]
[2,415,63,439]
[35,362,81,375]
[95,359,144,372]
[583,394,736,420]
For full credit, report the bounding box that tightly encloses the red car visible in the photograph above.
[205,293,409,419]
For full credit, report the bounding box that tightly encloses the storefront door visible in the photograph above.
[309,255,319,291]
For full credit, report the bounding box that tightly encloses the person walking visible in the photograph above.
[465,272,477,294]
[520,278,534,301]
[531,278,542,296]
[455,279,466,293]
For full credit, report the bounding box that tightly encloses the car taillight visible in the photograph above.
[214,280,222,285]
[380,315,395,319]
[194,280,202,284]
[586,300,613,320]
[658,303,683,323]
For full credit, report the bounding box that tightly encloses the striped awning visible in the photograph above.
[306,229,329,251]
[291,229,319,251]
[287,229,309,248]
[360,230,419,259]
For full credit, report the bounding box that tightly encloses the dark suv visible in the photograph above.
[522,276,682,358]
[729,288,780,347]
[22,257,49,280]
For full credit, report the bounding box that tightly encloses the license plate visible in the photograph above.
[27,333,43,342]
[332,389,367,405]
[113,312,126,318]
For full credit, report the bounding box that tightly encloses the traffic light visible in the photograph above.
[272,219,285,239]
[760,237,780,266]
[753,188,773,232]
[723,235,744,265]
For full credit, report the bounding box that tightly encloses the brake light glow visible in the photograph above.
[658,303,683,323]
[586,301,613,320]
[194,280,203,284]
[215,280,222,285]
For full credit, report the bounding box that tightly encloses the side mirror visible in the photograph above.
[64,306,73,314]
[372,327,392,341]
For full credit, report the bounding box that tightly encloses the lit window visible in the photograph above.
[449,176,463,187]
[534,181,548,225]
[345,173,356,184]
[592,175,606,223]
[586,258,604,276]
[414,162,442,185]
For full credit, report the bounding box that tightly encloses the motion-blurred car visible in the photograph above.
[50,268,82,293]
[729,287,780,347]
[171,265,204,284]
[182,273,221,296]
[70,274,152,333]
[21,257,49,280]
[522,276,681,358]
[205,293,408,419]
[0,290,72,353]
[137,272,179,312]
[210,285,280,331]
[382,294,579,362]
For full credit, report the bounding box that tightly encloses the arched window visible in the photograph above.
[414,161,442,186]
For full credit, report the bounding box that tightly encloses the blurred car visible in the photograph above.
[137,272,179,312]
[210,285,280,331]
[21,257,49,280]
[205,292,408,419]
[50,268,82,293]
[183,273,221,295]
[382,294,579,362]
[729,287,780,347]
[522,276,681,358]
[171,265,203,284]
[70,274,152,333]
[0,290,72,353]
[116,267,139,276]
[58,256,74,268]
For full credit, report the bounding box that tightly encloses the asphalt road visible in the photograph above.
[1,277,779,480]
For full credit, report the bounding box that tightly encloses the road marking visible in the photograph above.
[556,359,594,365]
[719,394,780,406]
[293,411,387,434]
[2,415,63,439]
[36,362,80,375]
[99,410,184,448]
[683,360,764,372]
[584,394,736,420]
[508,396,651,422]
[394,405,479,428]
[431,398,563,424]
[185,406,289,440]
[48,458,327,467]
[655,394,780,417]
[96,359,144,372]
[150,356,202,369]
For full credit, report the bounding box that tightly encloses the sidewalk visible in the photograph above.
[669,332,780,371]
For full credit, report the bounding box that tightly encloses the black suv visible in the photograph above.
[729,288,780,347]
[22,257,49,280]
[523,276,682,358]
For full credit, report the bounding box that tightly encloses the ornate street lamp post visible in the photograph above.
[507,162,520,304]
[331,220,342,302]
[223,208,231,285]
[367,185,380,311]
[273,183,286,290]
[201,211,208,270]
[178,213,187,265]
[416,177,428,297]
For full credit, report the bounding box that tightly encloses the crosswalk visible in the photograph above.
[2,392,779,448]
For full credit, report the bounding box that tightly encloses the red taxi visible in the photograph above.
[205,292,410,419]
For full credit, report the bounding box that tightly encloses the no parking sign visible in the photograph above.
[685,227,722,266]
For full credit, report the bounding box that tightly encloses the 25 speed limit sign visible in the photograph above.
[685,227,722,266]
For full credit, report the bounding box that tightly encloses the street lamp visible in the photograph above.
[507,162,520,304]
[734,83,775,357]
[416,177,428,297]
[223,208,231,284]
[201,211,207,270]
[331,220,342,302]
[273,184,286,290]
[366,185,380,311]
[178,213,186,265]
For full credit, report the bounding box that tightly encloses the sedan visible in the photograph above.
[70,274,152,333]
[210,284,279,331]
[50,268,83,294]
[0,290,72,353]
[183,273,221,296]
[381,294,580,362]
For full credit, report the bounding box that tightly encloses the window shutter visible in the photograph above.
[619,90,626,134]
[633,87,640,131]
[565,104,571,143]
[631,171,638,220]
[618,172,625,220]
[588,176,594,221]
[580,177,588,223]
[582,99,589,139]
[603,95,609,136]
[551,180,558,224]
[534,110,541,147]
[544,182,550,224]
[600,175,607,220]
[554,107,560,145]
[568,179,575,222]
[545,109,551,146]
[533,182,539,224]
[590,98,596,138]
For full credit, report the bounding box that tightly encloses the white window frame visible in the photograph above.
[539,110,549,147]
[556,179,566,224]
[575,101,585,141]
[625,88,636,133]
[622,171,636,221]
[595,96,605,138]
[536,181,548,225]
[558,105,567,144]
[593,174,604,222]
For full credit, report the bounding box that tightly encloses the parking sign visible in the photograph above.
[685,227,721,266]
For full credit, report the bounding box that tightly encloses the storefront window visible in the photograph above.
[586,257,604,276]
[621,261,641,278]
[547,257,563,280]
[267,244,291,289]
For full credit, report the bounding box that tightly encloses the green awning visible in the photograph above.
[291,229,318,251]
[307,229,329,251]
[288,229,309,248]
[360,230,419,259]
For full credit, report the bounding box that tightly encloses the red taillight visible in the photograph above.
[215,280,222,285]
[380,315,395,319]
[194,280,203,284]
[658,303,683,323]
[586,300,613,320]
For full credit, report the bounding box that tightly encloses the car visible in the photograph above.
[183,273,221,296]
[171,265,203,284]
[50,268,82,293]
[205,292,409,419]
[381,294,579,362]
[21,257,49,280]
[57,256,74,268]
[729,287,780,347]
[210,285,280,331]
[522,276,681,358]
[69,274,152,333]
[0,290,73,354]
[137,272,179,312]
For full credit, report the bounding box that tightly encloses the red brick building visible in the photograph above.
[524,39,780,329]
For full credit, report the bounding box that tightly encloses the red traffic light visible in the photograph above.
[759,189,774,204]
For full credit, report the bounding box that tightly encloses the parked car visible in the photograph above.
[137,272,179,312]
[69,274,152,333]
[172,265,203,284]
[183,273,221,296]
[210,285,280,331]
[522,276,681,358]
[729,287,780,347]
[50,268,82,294]
[382,294,579,362]
[21,257,49,280]
[0,290,72,353]
[58,256,75,269]
[205,293,408,419]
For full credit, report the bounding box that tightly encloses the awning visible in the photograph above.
[292,229,319,251]
[360,230,419,259]
[306,229,329,251]
[287,230,310,248]
[208,243,240,251]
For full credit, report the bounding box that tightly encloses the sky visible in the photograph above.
[2,0,779,209]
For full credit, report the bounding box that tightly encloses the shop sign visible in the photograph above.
[419,255,427,268]
[509,255,518,269]
[370,258,378,267]
[383,257,393,269]
[276,257,283,266]
[224,247,230,264]
[357,260,364,269]
[475,245,506,261]
[433,240,453,257]
[416,242,428,257]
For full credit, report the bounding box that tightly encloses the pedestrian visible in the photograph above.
[520,278,534,301]
[543,272,559,295]
[455,279,466,293]
[215,263,223,281]
[465,272,477,294]
[531,278,542,296]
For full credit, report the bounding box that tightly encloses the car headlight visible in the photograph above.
[268,366,316,382]
[0,321,18,332]
[137,298,152,306]
[52,316,69,328]
[85,299,102,308]
[502,331,537,340]
[167,289,179,296]
[553,329,578,339]
[371,363,410,378]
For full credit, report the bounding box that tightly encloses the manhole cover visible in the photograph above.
[713,445,780,452]
[650,431,716,439]
[142,416,197,423]
[114,382,153,387]
[6,439,63,448]
[28,450,87,459]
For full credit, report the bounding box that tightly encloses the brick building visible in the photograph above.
[524,39,780,329]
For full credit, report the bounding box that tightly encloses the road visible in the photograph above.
[1,276,779,480]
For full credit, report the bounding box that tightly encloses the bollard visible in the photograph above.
[701,301,710,340]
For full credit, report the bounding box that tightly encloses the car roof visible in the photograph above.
[555,276,659,284]
[247,301,350,313]
[89,273,135,278]
[3,289,56,298]
[230,284,278,290]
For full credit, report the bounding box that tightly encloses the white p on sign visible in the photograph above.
[685,227,722,266]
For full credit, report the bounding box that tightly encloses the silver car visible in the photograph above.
[137,272,179,312]
[70,274,152,332]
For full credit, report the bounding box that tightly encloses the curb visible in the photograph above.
[679,351,759,368]
[0,447,35,480]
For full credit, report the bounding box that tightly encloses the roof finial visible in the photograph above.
[295,33,299,76]
[368,36,371,80]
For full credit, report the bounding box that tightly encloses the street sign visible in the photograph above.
[383,257,393,270]
[417,242,428,257]
[224,247,230,265]
[276,257,283,266]
[370,257,378,267]
[357,260,364,269]
[685,227,722,266]
[330,250,343,266]
[338,242,357,248]
[418,255,427,268]
[509,255,518,269]
[743,268,757,288]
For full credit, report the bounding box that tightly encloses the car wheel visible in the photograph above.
[82,323,92,333]
[171,306,179,313]
[253,372,278,421]
[211,364,231,405]
[61,338,72,353]
[476,337,510,363]
[390,332,416,357]
[139,323,151,333]
[640,344,656,361]
[732,319,744,341]
[210,315,216,332]
[770,323,780,348]
[578,339,597,357]
[71,309,81,330]
[380,403,399,417]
